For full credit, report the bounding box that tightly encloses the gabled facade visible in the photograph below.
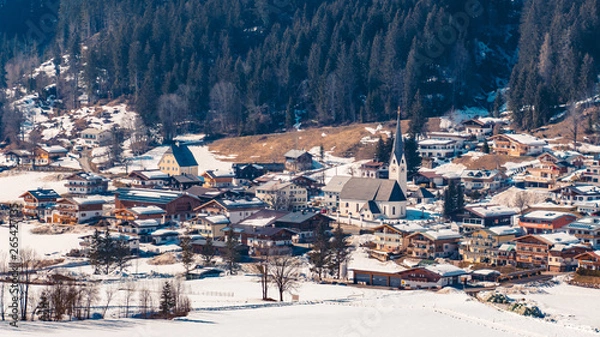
[460,170,506,193]
[489,134,546,157]
[574,251,600,271]
[193,197,267,224]
[114,205,167,222]
[128,170,170,188]
[52,198,105,224]
[357,161,387,179]
[186,214,230,238]
[460,226,523,264]
[513,233,580,269]
[284,150,313,172]
[255,180,308,211]
[462,118,493,139]
[370,223,423,257]
[562,217,600,248]
[80,128,112,146]
[65,172,109,195]
[114,188,202,221]
[201,169,235,188]
[34,145,68,166]
[405,230,462,259]
[158,144,198,176]
[339,178,407,220]
[19,188,60,217]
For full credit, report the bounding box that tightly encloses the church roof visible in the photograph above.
[391,109,404,162]
[339,178,406,202]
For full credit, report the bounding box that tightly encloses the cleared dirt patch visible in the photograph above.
[453,154,535,170]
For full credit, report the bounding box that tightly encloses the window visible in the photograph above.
[392,207,396,215]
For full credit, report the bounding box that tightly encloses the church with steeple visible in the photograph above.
[388,107,408,195]
[326,109,408,221]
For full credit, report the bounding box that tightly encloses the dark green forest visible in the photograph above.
[0,0,598,142]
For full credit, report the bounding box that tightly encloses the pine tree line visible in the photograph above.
[1,0,525,139]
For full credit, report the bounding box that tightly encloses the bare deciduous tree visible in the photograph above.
[158,93,189,143]
[122,281,136,318]
[19,248,40,321]
[269,256,301,302]
[138,286,153,319]
[102,285,116,318]
[0,251,7,321]
[513,191,532,214]
[253,254,270,300]
[209,81,242,135]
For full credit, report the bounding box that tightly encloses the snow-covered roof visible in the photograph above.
[495,134,546,146]
[487,226,521,236]
[538,233,580,245]
[521,210,575,221]
[133,219,160,227]
[151,229,182,236]
[461,169,502,180]
[204,215,230,224]
[498,243,515,252]
[130,205,166,216]
[425,264,467,277]
[421,229,462,241]
[466,204,517,218]
[564,217,600,231]
[71,197,105,205]
[418,138,456,146]
[472,269,501,276]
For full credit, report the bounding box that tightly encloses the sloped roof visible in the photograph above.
[276,211,322,224]
[361,200,381,214]
[322,175,352,193]
[409,187,435,199]
[284,149,311,159]
[238,209,289,227]
[339,178,406,202]
[167,144,198,167]
[20,188,60,200]
[171,174,202,184]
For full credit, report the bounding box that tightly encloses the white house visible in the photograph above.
[418,138,459,158]
[80,128,112,147]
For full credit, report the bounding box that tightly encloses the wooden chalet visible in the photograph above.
[19,188,60,218]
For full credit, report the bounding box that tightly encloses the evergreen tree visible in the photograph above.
[159,281,175,318]
[375,136,386,162]
[35,291,51,321]
[308,219,331,281]
[482,139,490,154]
[404,136,421,176]
[443,181,456,219]
[179,236,195,279]
[201,237,216,266]
[88,230,103,274]
[224,231,241,274]
[328,225,351,279]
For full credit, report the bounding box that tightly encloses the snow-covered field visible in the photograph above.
[2,279,599,337]
[0,171,69,202]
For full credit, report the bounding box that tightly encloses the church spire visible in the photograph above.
[389,106,407,195]
[392,106,404,162]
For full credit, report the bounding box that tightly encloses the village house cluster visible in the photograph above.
[8,113,600,289]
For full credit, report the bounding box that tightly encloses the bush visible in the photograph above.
[576,268,600,277]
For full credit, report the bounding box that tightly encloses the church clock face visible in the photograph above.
[390,166,397,173]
